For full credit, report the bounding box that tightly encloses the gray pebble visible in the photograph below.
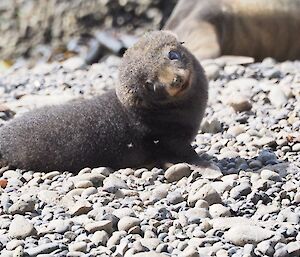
[255,240,275,256]
[103,174,128,193]
[184,207,211,224]
[167,190,184,204]
[25,243,59,256]
[230,183,251,199]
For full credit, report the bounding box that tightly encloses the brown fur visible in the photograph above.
[0,31,208,172]
[164,0,300,61]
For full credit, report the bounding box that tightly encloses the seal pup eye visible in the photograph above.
[168,50,181,60]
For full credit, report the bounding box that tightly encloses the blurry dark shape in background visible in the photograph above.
[2,0,300,67]
[0,0,177,64]
[164,0,300,61]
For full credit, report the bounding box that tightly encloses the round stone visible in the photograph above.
[118,216,141,232]
[164,163,192,182]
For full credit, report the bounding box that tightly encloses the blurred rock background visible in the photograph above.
[0,0,177,61]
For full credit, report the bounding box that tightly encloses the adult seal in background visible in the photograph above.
[0,31,208,172]
[164,0,300,61]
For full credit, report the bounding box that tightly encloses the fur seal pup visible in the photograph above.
[164,0,300,61]
[0,31,208,172]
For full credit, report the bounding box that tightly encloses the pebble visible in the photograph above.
[6,240,24,251]
[85,220,112,234]
[230,183,251,199]
[12,246,24,257]
[68,200,92,216]
[292,143,300,152]
[71,173,105,186]
[8,215,36,239]
[37,190,60,204]
[228,96,252,112]
[203,63,220,80]
[197,164,223,180]
[47,219,72,234]
[209,204,231,218]
[255,240,275,256]
[8,198,35,214]
[24,243,60,256]
[269,86,288,108]
[103,174,128,193]
[74,180,93,188]
[224,225,274,246]
[167,190,184,204]
[201,118,222,133]
[151,184,170,202]
[164,163,192,182]
[181,247,200,257]
[274,246,289,257]
[286,241,300,255]
[118,216,141,232]
[139,238,161,250]
[62,57,85,70]
[91,230,109,246]
[41,171,60,180]
[107,231,127,248]
[184,207,211,223]
[68,241,87,252]
[260,169,281,181]
[188,181,222,206]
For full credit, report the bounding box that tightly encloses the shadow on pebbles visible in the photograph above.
[0,56,300,257]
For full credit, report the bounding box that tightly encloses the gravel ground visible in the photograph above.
[0,55,300,257]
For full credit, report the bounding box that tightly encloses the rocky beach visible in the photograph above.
[0,53,299,257]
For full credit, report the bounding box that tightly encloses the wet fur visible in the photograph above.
[0,31,208,172]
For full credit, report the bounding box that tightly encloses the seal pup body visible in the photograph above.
[165,0,300,61]
[0,31,208,172]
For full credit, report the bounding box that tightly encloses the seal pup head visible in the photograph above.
[117,30,204,108]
